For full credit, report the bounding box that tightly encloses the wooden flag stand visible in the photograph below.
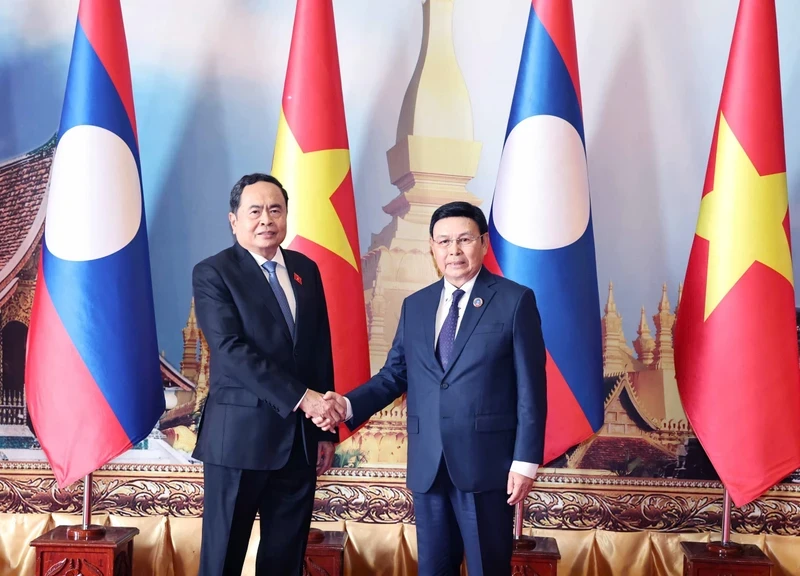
[30,473,139,576]
[681,487,773,575]
[510,499,561,575]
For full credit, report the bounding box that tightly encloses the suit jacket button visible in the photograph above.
[441,382,449,389]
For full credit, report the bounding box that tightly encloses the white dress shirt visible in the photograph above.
[344,269,539,480]
[248,249,307,411]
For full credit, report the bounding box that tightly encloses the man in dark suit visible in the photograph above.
[315,201,547,575]
[192,173,345,575]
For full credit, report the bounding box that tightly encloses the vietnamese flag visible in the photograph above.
[674,0,800,506]
[271,0,370,441]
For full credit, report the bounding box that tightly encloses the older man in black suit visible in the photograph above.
[192,173,344,575]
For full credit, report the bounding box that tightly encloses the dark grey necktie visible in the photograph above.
[436,289,464,369]
[262,260,295,336]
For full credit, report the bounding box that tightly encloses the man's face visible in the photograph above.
[429,216,488,287]
[228,181,287,258]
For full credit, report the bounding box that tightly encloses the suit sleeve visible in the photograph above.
[511,288,547,464]
[192,261,306,417]
[345,299,409,429]
[312,263,338,442]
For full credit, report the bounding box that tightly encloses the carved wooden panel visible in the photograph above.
[3,466,800,534]
[303,557,332,576]
[43,558,104,576]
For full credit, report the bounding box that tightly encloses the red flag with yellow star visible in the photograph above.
[674,0,800,506]
[272,0,370,441]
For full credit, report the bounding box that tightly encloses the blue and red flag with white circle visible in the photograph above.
[25,0,165,487]
[485,0,604,463]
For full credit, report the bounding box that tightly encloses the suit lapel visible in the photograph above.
[234,243,292,343]
[442,267,496,379]
[423,279,444,371]
[282,248,302,346]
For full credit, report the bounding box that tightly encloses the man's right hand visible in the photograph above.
[299,390,346,424]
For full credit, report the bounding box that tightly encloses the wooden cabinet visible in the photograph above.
[30,526,138,576]
[681,541,772,576]
[305,530,348,576]
[511,536,561,576]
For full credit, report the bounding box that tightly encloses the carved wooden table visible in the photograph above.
[305,530,347,575]
[30,526,138,576]
[681,541,773,576]
[511,535,560,576]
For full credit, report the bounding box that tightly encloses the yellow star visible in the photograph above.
[696,112,792,320]
[271,109,357,270]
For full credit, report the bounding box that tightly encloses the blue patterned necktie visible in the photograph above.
[262,260,295,337]
[436,288,464,370]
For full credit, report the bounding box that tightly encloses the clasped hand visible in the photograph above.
[299,390,347,431]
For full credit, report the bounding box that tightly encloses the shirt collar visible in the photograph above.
[443,269,480,303]
[248,248,286,270]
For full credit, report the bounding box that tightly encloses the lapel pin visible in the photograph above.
[293,272,303,285]
[473,297,483,308]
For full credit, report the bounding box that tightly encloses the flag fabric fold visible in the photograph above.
[674,0,800,507]
[25,0,165,488]
[271,0,370,441]
[485,0,604,464]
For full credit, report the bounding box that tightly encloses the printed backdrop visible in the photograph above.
[1,0,800,483]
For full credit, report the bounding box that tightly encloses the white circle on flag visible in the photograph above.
[45,125,142,262]
[491,115,590,250]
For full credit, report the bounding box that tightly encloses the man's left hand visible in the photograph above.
[317,441,335,476]
[507,470,535,505]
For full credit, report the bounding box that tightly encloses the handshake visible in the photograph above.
[298,390,349,431]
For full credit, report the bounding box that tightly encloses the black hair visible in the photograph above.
[429,201,488,237]
[229,173,289,213]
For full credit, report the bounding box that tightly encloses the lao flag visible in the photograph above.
[486,0,604,463]
[25,0,165,488]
